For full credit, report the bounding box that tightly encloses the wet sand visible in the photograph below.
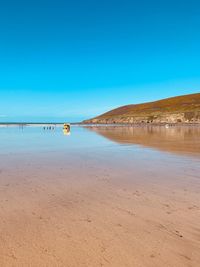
[0,126,200,266]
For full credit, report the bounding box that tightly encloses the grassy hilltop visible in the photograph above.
[83,93,200,124]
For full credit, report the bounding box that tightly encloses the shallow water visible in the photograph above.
[0,125,200,156]
[0,125,200,188]
[0,125,200,185]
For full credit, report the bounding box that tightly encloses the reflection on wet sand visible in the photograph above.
[85,126,200,156]
[63,129,71,135]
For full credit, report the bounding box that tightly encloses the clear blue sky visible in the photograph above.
[0,0,200,122]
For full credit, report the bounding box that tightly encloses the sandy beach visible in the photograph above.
[0,126,200,266]
[2,0,200,265]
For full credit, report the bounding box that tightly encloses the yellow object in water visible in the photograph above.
[63,123,70,130]
[63,123,70,135]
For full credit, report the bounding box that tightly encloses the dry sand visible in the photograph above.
[0,147,200,267]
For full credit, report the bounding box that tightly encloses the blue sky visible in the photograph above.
[0,0,200,122]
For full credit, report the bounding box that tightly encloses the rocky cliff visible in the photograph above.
[83,93,200,124]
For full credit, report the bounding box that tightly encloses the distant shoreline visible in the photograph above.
[0,122,72,126]
[0,122,200,127]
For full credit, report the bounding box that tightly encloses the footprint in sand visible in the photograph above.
[188,205,199,210]
[133,190,141,197]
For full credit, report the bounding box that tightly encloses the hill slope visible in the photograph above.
[83,93,200,124]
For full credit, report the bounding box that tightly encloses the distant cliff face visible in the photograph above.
[84,111,200,124]
[83,93,200,124]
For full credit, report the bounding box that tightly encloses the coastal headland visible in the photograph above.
[83,93,200,125]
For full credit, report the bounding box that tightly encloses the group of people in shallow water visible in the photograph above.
[43,126,55,130]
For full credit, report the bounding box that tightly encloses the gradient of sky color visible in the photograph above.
[0,0,200,122]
